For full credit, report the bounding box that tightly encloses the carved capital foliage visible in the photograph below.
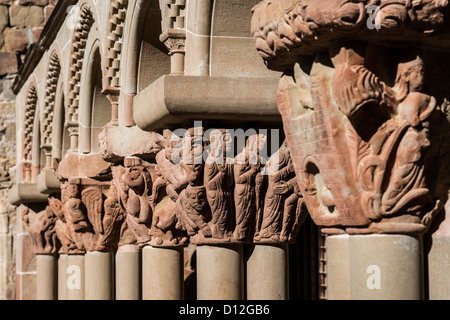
[253,0,450,235]
[160,0,186,56]
[111,129,308,247]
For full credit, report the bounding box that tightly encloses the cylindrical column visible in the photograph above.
[428,200,450,300]
[66,254,85,300]
[246,244,289,300]
[327,234,423,300]
[85,251,114,300]
[142,246,184,300]
[116,245,141,300]
[36,255,57,300]
[171,52,185,75]
[185,0,212,76]
[197,245,243,300]
[58,254,68,300]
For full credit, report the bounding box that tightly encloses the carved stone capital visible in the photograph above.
[253,0,450,235]
[21,204,60,255]
[58,178,125,253]
[112,129,309,247]
[160,29,186,56]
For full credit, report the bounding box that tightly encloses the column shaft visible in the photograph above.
[142,246,184,300]
[58,254,68,300]
[327,234,423,300]
[116,245,141,300]
[85,251,114,300]
[246,244,289,300]
[36,255,57,300]
[66,254,85,300]
[197,245,243,300]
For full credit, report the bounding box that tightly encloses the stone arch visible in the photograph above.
[79,39,111,154]
[121,0,170,96]
[65,3,95,152]
[22,83,38,183]
[41,51,62,168]
[104,0,129,90]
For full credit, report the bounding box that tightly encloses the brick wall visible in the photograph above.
[0,0,58,300]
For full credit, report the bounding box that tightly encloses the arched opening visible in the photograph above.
[122,0,171,95]
[53,85,66,163]
[79,43,111,154]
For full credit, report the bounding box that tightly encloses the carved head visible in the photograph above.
[186,185,208,213]
[163,129,182,162]
[66,181,80,199]
[183,127,204,165]
[209,129,233,161]
[396,52,425,95]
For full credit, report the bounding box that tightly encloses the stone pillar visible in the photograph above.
[66,254,85,300]
[197,245,243,300]
[115,245,141,300]
[246,244,289,300]
[427,199,450,300]
[85,251,114,300]
[36,254,57,300]
[142,246,184,300]
[58,254,68,300]
[327,234,423,300]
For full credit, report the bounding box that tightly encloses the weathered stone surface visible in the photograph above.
[57,153,112,180]
[253,0,450,236]
[99,125,164,163]
[9,5,44,28]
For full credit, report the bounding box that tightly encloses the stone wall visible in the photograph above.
[0,0,58,300]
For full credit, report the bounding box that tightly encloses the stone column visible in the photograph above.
[327,234,423,300]
[58,254,68,300]
[115,245,141,300]
[197,245,244,300]
[427,199,450,300]
[142,246,184,300]
[246,244,289,300]
[85,251,114,300]
[66,254,85,300]
[36,254,58,300]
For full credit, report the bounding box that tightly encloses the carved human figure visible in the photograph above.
[204,129,234,239]
[234,134,266,241]
[21,205,59,255]
[257,141,298,242]
[154,130,187,202]
[380,52,437,216]
[116,164,152,246]
[50,196,77,254]
[279,176,308,242]
[63,181,89,252]
[175,185,212,241]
